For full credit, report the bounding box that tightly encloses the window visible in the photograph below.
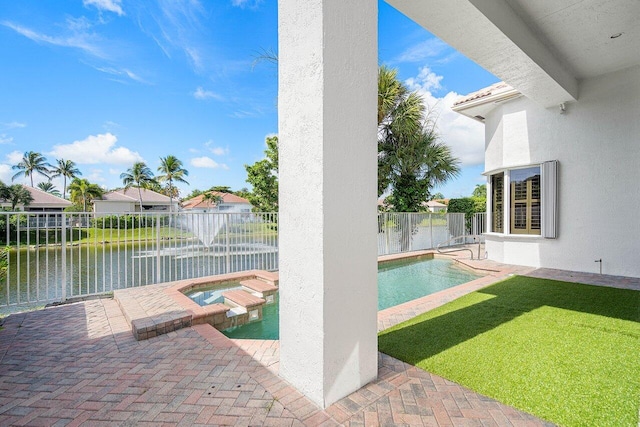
[488,161,557,238]
[510,167,540,235]
[491,173,504,233]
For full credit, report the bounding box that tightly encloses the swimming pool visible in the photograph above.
[223,257,481,340]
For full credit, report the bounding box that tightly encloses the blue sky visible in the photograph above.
[0,0,498,200]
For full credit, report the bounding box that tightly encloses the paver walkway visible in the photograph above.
[0,296,551,426]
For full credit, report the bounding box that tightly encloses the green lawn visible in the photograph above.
[2,223,278,247]
[378,276,640,427]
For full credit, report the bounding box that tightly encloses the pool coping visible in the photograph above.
[115,249,531,341]
[114,269,279,340]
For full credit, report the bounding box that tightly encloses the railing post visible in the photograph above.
[429,213,434,249]
[61,213,67,302]
[225,213,231,273]
[156,214,162,283]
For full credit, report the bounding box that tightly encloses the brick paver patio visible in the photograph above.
[4,254,613,426]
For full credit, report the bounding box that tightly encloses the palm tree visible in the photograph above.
[202,191,224,208]
[120,162,157,211]
[385,124,460,212]
[11,151,51,187]
[377,66,425,197]
[50,159,82,199]
[157,155,189,213]
[36,182,62,197]
[68,178,103,212]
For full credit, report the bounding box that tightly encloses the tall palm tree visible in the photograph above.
[68,178,103,212]
[157,155,189,213]
[120,162,157,212]
[386,125,460,211]
[378,66,461,211]
[377,66,425,197]
[36,181,62,197]
[50,159,82,200]
[11,151,51,187]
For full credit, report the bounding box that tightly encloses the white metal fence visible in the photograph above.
[1,211,278,309]
[377,212,468,255]
[472,212,487,235]
[0,211,476,309]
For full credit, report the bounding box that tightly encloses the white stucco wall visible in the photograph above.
[278,0,378,408]
[484,65,640,277]
[93,201,135,215]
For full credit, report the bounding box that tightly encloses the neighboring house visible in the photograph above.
[181,192,252,213]
[423,200,447,213]
[93,188,177,215]
[0,184,71,212]
[377,199,392,211]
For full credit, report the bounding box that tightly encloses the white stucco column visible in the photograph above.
[278,0,379,408]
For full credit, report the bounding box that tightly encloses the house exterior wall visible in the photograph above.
[93,201,135,215]
[183,203,252,213]
[484,65,640,277]
[215,203,252,213]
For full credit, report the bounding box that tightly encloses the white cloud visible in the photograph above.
[0,134,13,144]
[188,148,200,154]
[83,0,124,16]
[93,66,149,84]
[102,121,121,131]
[66,16,92,31]
[405,66,443,93]
[87,168,106,183]
[137,1,208,73]
[204,140,229,156]
[2,21,108,59]
[231,0,263,9]
[190,156,228,169]
[1,121,26,130]
[193,86,223,101]
[405,69,485,167]
[395,38,448,63]
[0,164,12,183]
[6,151,23,164]
[230,109,260,119]
[210,146,228,156]
[49,133,143,165]
[185,47,203,71]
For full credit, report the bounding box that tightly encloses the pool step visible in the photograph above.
[222,289,265,309]
[240,279,278,297]
[226,306,247,317]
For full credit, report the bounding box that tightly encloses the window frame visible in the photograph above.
[486,161,557,238]
[508,166,541,235]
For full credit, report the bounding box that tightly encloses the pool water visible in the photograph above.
[223,257,481,340]
[377,258,480,310]
[185,283,243,306]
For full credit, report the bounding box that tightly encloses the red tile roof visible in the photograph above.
[181,191,251,209]
[102,188,171,203]
[453,82,516,107]
[23,185,72,207]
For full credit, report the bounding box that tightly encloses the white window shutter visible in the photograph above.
[541,160,558,238]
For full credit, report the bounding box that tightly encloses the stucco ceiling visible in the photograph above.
[505,0,640,79]
[385,0,639,107]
